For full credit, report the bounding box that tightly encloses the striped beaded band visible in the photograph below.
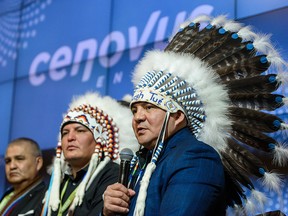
[131,87,184,113]
[131,70,206,138]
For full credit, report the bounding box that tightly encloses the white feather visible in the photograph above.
[223,20,242,32]
[192,14,211,24]
[273,143,288,166]
[210,15,229,27]
[266,50,287,71]
[237,26,257,41]
[281,122,288,130]
[230,204,244,216]
[122,94,133,103]
[244,198,257,215]
[253,34,274,54]
[262,171,283,193]
[48,157,62,211]
[251,189,267,211]
[277,72,288,84]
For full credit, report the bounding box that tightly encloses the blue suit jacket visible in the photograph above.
[128,127,227,216]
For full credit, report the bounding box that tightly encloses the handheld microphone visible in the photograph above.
[118,148,134,187]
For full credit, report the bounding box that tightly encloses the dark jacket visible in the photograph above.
[0,180,46,216]
[51,160,119,216]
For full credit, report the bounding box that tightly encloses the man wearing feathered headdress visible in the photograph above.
[42,92,139,216]
[102,15,288,216]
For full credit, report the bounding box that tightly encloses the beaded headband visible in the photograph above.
[60,104,119,160]
[132,86,185,113]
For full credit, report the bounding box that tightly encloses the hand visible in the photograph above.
[103,183,136,216]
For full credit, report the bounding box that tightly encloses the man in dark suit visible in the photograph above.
[0,137,46,216]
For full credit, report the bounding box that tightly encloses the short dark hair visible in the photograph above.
[9,137,42,157]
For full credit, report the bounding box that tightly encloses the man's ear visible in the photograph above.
[174,111,187,127]
[36,156,43,171]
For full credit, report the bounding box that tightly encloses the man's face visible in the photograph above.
[61,123,96,168]
[131,102,176,150]
[5,142,42,189]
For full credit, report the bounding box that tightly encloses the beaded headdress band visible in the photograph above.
[60,104,119,160]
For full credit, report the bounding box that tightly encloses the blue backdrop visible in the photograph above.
[0,0,287,214]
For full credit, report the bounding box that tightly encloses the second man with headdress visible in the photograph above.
[43,92,139,216]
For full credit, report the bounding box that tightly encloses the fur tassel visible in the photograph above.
[48,157,62,211]
[69,157,110,215]
[86,156,110,189]
[71,153,99,208]
[133,162,156,216]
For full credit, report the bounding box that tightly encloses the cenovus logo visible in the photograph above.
[28,4,214,87]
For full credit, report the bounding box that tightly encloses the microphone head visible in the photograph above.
[119,148,134,161]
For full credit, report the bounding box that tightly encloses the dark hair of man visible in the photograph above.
[9,137,42,157]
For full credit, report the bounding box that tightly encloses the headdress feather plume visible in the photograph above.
[131,15,288,215]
